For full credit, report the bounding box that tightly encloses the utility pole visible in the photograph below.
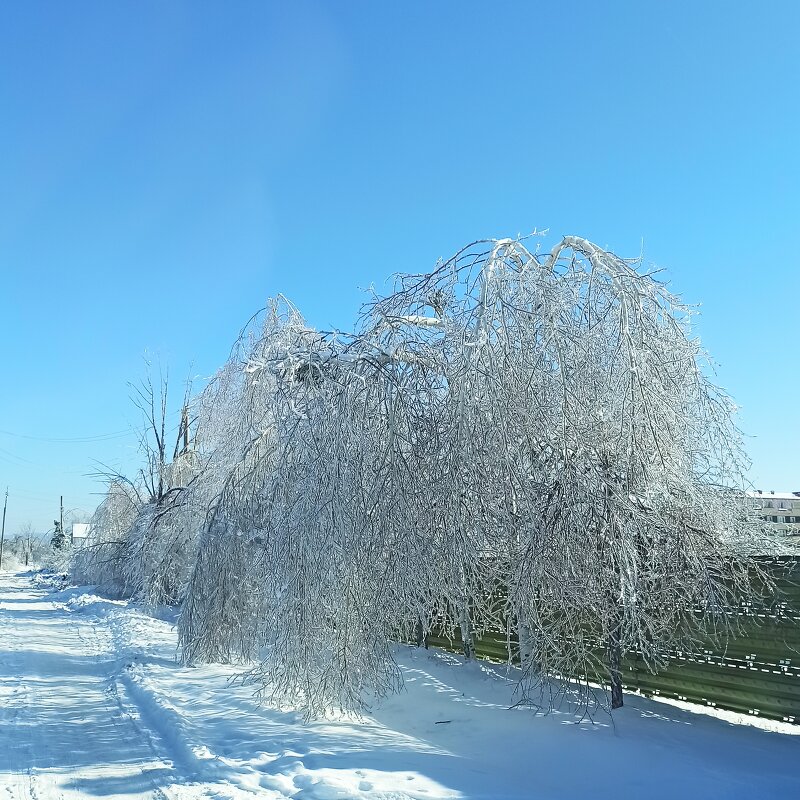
[0,487,8,572]
[61,495,66,546]
[181,405,189,454]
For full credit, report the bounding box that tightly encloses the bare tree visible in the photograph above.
[3,523,52,568]
[72,364,200,604]
[16,522,35,567]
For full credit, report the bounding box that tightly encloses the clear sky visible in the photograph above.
[1,1,798,534]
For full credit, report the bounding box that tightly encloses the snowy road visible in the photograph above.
[2,570,800,800]
[0,572,174,799]
[0,571,461,800]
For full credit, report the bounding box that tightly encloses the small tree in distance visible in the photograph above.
[14,522,36,566]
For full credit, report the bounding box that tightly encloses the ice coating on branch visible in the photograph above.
[74,238,770,717]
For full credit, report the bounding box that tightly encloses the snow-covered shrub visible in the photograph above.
[121,449,207,607]
[70,480,140,594]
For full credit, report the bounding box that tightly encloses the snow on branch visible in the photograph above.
[75,235,771,718]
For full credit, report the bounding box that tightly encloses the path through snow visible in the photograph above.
[0,572,174,799]
[1,570,799,799]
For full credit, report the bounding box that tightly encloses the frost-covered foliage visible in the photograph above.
[346,235,768,710]
[119,449,207,606]
[70,481,140,593]
[2,523,50,569]
[71,372,204,604]
[80,236,769,716]
[179,303,297,666]
[180,300,408,712]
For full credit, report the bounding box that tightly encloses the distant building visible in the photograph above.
[71,523,91,547]
[747,491,800,537]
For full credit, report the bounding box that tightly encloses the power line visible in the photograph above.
[0,446,33,464]
[0,427,134,444]
[6,488,63,502]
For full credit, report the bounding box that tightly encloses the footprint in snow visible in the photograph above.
[291,775,352,799]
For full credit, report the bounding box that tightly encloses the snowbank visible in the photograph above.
[2,571,799,800]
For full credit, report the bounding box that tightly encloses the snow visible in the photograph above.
[72,523,91,540]
[2,571,800,799]
[747,491,800,501]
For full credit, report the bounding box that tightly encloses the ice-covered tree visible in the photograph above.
[362,235,767,709]
[98,234,767,716]
[70,480,140,591]
[71,366,201,603]
[179,299,411,712]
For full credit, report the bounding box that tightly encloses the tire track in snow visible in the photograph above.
[0,677,36,800]
[0,573,166,800]
[85,600,274,800]
[113,667,205,780]
[111,665,282,800]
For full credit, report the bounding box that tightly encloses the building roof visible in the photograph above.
[746,491,800,500]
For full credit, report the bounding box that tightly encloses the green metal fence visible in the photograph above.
[426,558,800,723]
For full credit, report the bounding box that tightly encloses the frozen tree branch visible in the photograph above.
[75,236,771,718]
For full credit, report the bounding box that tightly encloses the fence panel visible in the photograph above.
[424,557,800,723]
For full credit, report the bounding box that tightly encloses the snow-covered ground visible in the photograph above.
[1,571,799,800]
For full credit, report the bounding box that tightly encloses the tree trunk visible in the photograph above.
[460,605,474,660]
[415,616,428,649]
[608,605,623,709]
[600,460,623,708]
[517,606,534,669]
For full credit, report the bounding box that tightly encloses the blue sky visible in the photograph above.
[1,1,798,533]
